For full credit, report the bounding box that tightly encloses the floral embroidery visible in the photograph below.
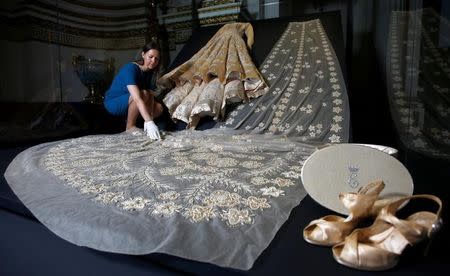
[42,131,314,228]
[273,178,295,187]
[184,205,216,222]
[158,191,180,201]
[244,196,271,210]
[281,171,301,179]
[203,190,241,207]
[160,166,186,176]
[221,208,252,226]
[207,157,238,167]
[241,161,263,169]
[95,192,125,204]
[121,196,151,211]
[260,187,285,197]
[152,202,182,217]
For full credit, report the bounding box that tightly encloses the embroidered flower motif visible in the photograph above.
[244,196,271,210]
[221,208,252,226]
[241,161,263,169]
[250,176,269,186]
[184,205,216,222]
[395,99,407,106]
[268,125,278,133]
[280,98,289,104]
[274,178,295,187]
[333,107,343,113]
[160,166,186,176]
[300,104,313,114]
[333,115,343,122]
[80,184,108,194]
[281,171,301,179]
[121,196,151,211]
[152,202,182,216]
[210,145,224,152]
[401,124,418,135]
[260,187,285,197]
[412,138,427,148]
[275,110,284,117]
[225,118,235,125]
[330,123,342,132]
[207,157,238,167]
[329,134,341,143]
[400,116,411,124]
[158,191,180,201]
[333,99,343,105]
[95,192,125,204]
[204,190,241,207]
[250,155,265,161]
[331,84,340,90]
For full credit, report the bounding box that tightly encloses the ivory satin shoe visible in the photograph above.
[332,194,443,271]
[303,180,386,246]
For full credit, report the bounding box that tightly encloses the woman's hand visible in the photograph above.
[144,120,161,140]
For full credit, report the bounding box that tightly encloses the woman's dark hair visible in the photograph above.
[142,41,161,54]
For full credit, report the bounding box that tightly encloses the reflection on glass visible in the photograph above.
[387,8,450,158]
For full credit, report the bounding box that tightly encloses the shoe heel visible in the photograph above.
[424,217,444,256]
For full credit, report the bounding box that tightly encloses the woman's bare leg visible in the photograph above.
[143,91,163,119]
[126,97,140,130]
[126,91,163,130]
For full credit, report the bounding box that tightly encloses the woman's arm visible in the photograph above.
[127,84,153,121]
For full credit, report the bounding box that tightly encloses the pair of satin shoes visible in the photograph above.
[303,180,443,271]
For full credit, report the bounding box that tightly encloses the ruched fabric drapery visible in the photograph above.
[159,23,267,128]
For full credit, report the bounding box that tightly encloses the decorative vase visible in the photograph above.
[72,56,115,104]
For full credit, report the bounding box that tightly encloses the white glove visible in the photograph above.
[144,120,161,140]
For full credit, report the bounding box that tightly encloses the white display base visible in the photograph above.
[301,144,413,215]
